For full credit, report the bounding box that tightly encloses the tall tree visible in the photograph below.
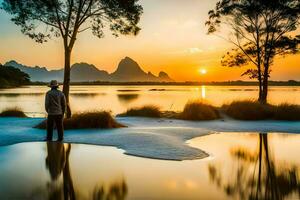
[206,0,300,103]
[2,0,143,117]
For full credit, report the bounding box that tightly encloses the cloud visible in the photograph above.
[165,47,204,55]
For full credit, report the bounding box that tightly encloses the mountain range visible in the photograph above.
[4,57,173,82]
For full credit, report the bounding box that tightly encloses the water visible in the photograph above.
[0,85,299,117]
[0,132,300,199]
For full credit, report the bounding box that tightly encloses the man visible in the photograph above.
[45,80,66,141]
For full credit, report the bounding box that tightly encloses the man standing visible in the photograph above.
[45,80,66,141]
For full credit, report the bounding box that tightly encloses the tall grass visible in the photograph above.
[178,101,220,121]
[223,100,300,121]
[118,105,162,118]
[222,100,273,120]
[35,111,125,130]
[0,107,27,118]
[273,103,300,121]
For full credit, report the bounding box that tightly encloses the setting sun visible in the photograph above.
[199,69,207,75]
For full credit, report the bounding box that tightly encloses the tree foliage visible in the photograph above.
[206,0,300,103]
[0,64,30,88]
[1,0,143,43]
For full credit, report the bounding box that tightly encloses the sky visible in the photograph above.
[0,0,300,81]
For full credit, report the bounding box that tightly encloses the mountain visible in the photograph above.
[4,60,63,82]
[110,57,173,82]
[158,71,173,82]
[71,63,109,82]
[4,57,174,82]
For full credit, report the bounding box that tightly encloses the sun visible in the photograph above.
[199,69,207,75]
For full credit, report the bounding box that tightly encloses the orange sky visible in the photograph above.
[0,0,299,81]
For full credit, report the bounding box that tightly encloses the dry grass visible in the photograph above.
[273,103,300,121]
[178,101,220,121]
[0,107,27,118]
[222,100,273,120]
[35,111,125,130]
[118,105,162,118]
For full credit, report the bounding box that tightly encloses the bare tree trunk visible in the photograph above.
[260,65,269,104]
[261,79,268,104]
[63,47,72,118]
[258,79,264,103]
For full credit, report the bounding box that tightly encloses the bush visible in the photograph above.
[223,100,273,120]
[118,105,162,118]
[35,111,125,130]
[0,107,27,117]
[178,101,219,121]
[273,103,300,121]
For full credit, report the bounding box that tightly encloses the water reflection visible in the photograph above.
[43,142,128,200]
[44,142,75,199]
[208,133,300,200]
[117,94,140,104]
[201,86,206,99]
[70,93,104,97]
[1,86,300,116]
[0,93,44,97]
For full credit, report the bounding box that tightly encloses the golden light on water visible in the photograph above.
[201,86,206,99]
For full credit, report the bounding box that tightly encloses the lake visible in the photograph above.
[1,132,300,199]
[0,85,299,117]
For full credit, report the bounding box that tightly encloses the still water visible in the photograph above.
[0,85,299,117]
[0,132,300,199]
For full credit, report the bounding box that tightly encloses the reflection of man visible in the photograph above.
[45,80,66,141]
[45,142,76,199]
[45,142,66,180]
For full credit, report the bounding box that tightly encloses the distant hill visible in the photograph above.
[70,63,109,82]
[0,64,30,88]
[4,57,173,82]
[110,57,173,82]
[4,60,63,82]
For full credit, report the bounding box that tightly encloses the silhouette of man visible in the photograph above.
[45,80,66,141]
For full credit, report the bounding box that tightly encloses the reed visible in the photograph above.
[118,105,162,118]
[35,111,125,129]
[178,101,220,121]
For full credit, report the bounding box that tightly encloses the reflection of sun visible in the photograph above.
[199,69,207,75]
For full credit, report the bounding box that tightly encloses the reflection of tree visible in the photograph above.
[44,142,128,200]
[208,133,300,200]
[92,180,128,200]
[117,94,139,104]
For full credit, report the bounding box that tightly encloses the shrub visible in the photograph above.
[35,111,125,130]
[178,101,219,121]
[223,100,273,120]
[273,103,300,121]
[0,107,27,117]
[118,105,162,118]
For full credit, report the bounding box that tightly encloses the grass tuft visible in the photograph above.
[222,100,273,120]
[35,111,125,130]
[273,103,300,121]
[118,105,162,118]
[0,107,27,118]
[178,101,220,121]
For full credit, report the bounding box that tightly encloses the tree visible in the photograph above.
[206,0,300,103]
[2,0,143,117]
[0,64,30,87]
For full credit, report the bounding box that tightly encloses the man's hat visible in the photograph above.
[48,80,59,87]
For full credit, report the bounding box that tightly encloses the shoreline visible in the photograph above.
[0,117,299,161]
[27,81,300,87]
